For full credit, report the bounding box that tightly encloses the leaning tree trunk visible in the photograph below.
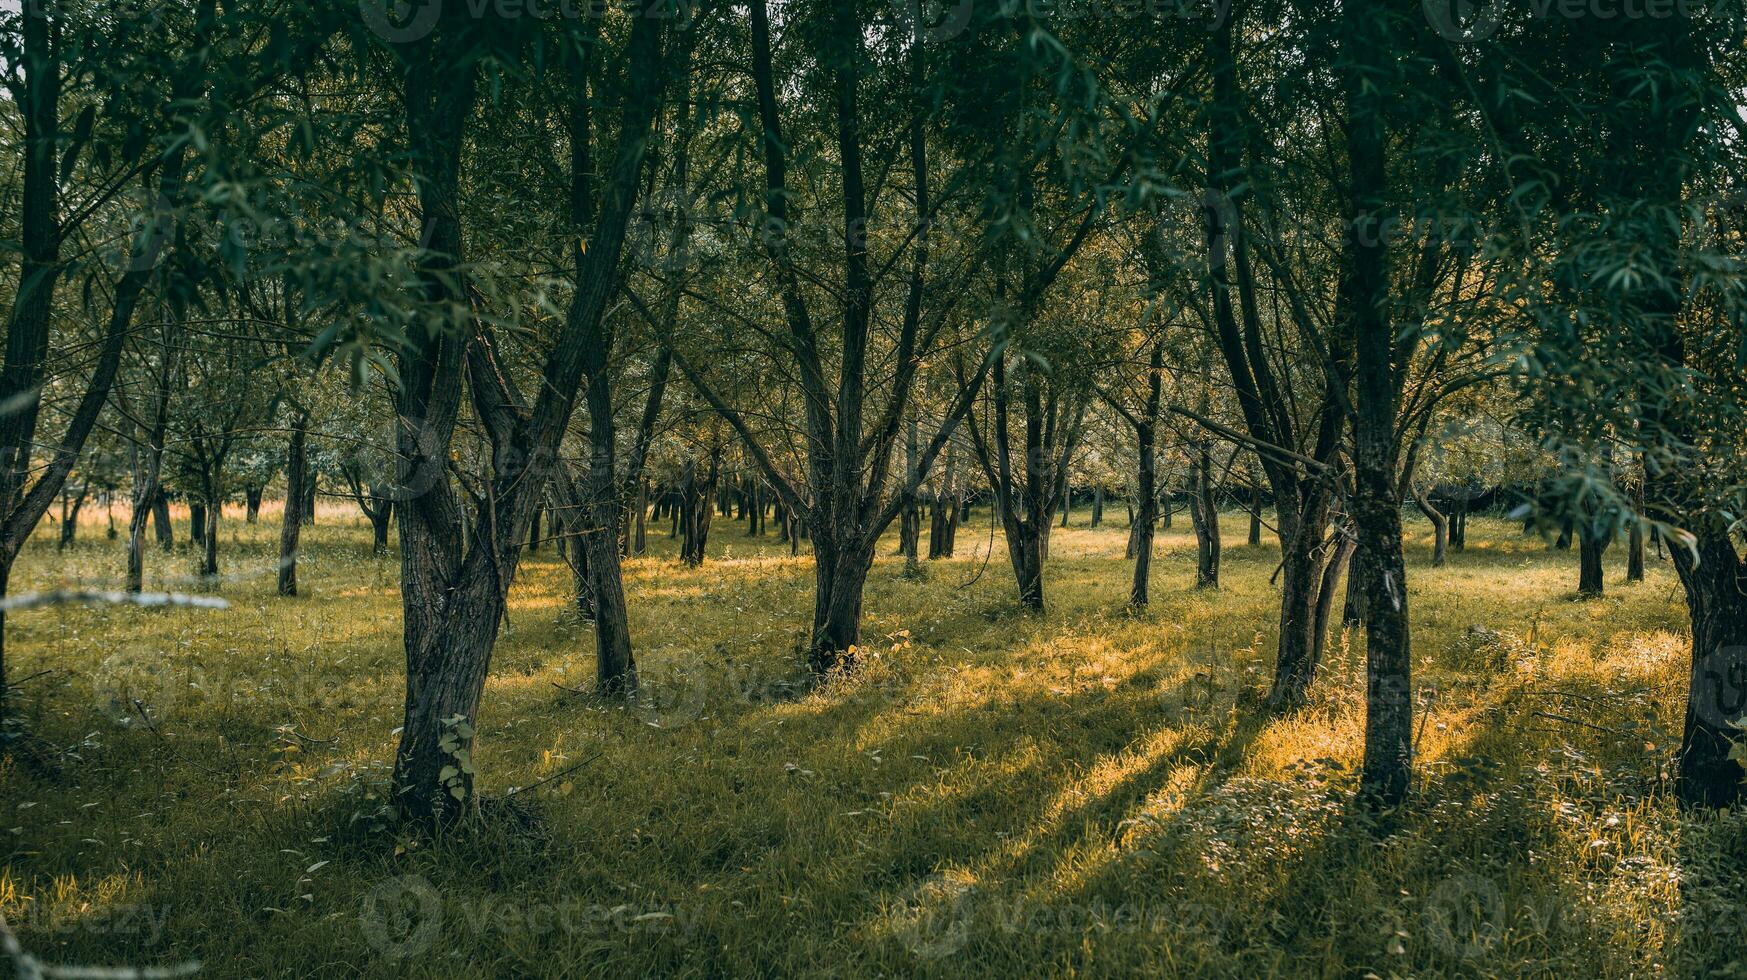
[278,421,307,596]
[1412,484,1448,567]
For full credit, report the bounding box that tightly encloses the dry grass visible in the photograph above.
[2,502,1744,978]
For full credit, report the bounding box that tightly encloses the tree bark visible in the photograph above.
[388,7,665,825]
[1190,440,1220,589]
[279,421,307,596]
[1347,0,1412,807]
[1578,524,1609,598]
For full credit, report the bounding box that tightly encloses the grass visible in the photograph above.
[2,501,1745,978]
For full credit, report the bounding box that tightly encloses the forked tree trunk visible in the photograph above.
[387,6,664,826]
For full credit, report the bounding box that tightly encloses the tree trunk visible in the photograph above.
[1248,480,1263,546]
[1578,524,1609,597]
[152,491,174,551]
[278,422,307,596]
[808,539,872,674]
[201,493,220,578]
[190,502,207,548]
[1347,0,1412,806]
[1190,441,1220,589]
[57,483,87,549]
[1267,509,1333,710]
[371,501,393,555]
[1313,533,1358,670]
[245,485,262,523]
[1129,363,1160,605]
[633,478,650,555]
[1670,526,1747,808]
[1092,486,1104,528]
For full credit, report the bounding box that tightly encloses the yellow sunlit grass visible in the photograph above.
[1,505,1742,977]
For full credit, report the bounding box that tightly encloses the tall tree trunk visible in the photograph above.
[278,421,307,596]
[1347,0,1412,806]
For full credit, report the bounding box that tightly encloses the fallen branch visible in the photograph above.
[504,750,605,799]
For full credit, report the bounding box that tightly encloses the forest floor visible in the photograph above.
[1,504,1744,978]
